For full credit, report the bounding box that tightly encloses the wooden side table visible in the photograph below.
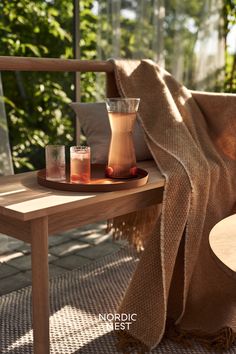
[0,160,164,354]
[209,214,236,280]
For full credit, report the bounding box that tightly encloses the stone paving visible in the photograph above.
[0,222,127,296]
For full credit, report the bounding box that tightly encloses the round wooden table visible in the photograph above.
[209,214,236,279]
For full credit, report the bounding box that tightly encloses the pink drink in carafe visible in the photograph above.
[106,111,137,178]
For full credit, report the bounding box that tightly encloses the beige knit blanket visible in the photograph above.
[108,59,236,352]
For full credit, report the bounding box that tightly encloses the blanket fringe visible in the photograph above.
[115,322,236,353]
[165,319,236,351]
[107,204,161,251]
[115,330,149,354]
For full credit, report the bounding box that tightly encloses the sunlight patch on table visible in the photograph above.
[6,194,95,213]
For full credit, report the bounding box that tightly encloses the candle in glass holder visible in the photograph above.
[70,146,91,183]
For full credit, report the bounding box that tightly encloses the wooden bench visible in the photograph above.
[0,56,165,354]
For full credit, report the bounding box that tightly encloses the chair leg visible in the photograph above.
[31,217,49,354]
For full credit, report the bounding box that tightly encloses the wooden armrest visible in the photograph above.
[0,56,113,73]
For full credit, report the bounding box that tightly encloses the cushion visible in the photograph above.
[70,102,152,164]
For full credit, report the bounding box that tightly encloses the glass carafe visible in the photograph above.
[105,98,140,178]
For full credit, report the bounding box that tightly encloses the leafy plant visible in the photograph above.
[0,0,75,172]
[224,0,236,92]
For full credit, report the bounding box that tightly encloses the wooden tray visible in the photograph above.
[37,164,148,192]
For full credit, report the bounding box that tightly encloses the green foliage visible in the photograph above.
[0,0,74,172]
[224,0,236,92]
[164,0,208,88]
[80,0,98,102]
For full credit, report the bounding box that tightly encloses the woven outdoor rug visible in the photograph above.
[0,246,235,354]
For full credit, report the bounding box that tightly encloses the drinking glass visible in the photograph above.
[70,146,91,183]
[45,145,66,181]
[105,98,140,178]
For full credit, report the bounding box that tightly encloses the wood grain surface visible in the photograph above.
[0,56,114,72]
[0,161,165,221]
[209,214,236,279]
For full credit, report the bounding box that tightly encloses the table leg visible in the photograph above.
[31,216,49,354]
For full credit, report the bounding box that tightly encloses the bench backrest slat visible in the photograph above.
[0,56,114,73]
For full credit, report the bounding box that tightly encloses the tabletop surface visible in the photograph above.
[0,161,164,221]
[209,214,236,276]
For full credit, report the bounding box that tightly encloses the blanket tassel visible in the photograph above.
[107,204,161,251]
[166,319,236,351]
[115,330,149,354]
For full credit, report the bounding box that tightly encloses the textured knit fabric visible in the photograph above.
[109,59,236,351]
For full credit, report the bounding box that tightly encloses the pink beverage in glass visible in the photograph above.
[70,146,91,183]
[45,145,66,181]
